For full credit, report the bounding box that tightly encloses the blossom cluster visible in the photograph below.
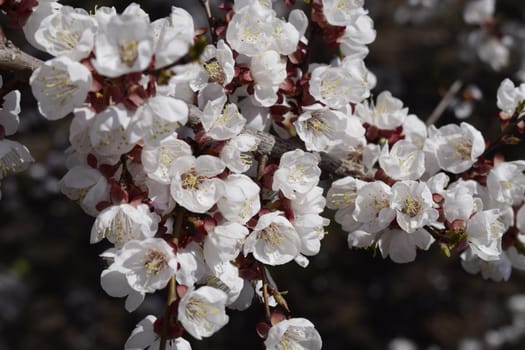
[0,76,33,199]
[0,0,524,348]
[328,78,525,281]
[463,0,512,71]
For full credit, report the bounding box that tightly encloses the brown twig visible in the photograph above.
[159,206,185,350]
[426,80,463,126]
[260,264,272,322]
[199,0,218,44]
[0,27,43,76]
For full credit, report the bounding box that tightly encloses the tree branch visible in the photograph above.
[426,80,463,126]
[188,106,367,178]
[0,27,43,77]
[0,33,366,179]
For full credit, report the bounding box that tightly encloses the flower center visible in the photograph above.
[204,59,226,85]
[119,40,139,67]
[259,224,285,247]
[144,249,168,275]
[403,196,421,217]
[181,171,205,190]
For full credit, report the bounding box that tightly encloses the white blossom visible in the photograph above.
[425,122,485,174]
[101,261,145,312]
[326,176,365,232]
[340,13,376,59]
[177,242,206,287]
[0,140,33,180]
[0,84,21,136]
[461,248,512,282]
[200,262,244,306]
[169,155,225,213]
[309,63,372,109]
[379,140,425,181]
[113,238,178,294]
[442,182,481,222]
[153,7,194,69]
[142,136,192,185]
[30,56,91,120]
[194,40,235,88]
[178,286,229,340]
[34,6,97,60]
[356,91,408,130]
[294,104,364,152]
[464,0,495,25]
[353,181,396,233]
[125,315,192,350]
[226,2,276,57]
[250,51,287,107]
[23,0,63,51]
[378,228,435,263]
[244,211,301,265]
[466,209,505,261]
[264,318,322,350]
[322,0,365,26]
[272,149,321,200]
[89,105,138,159]
[487,161,525,206]
[92,13,154,77]
[204,222,249,268]
[497,78,525,116]
[128,95,188,146]
[90,204,160,247]
[391,180,440,233]
[217,174,261,224]
[201,94,246,140]
[60,165,109,217]
[220,134,259,174]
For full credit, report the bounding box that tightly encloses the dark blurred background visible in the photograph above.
[2,0,525,349]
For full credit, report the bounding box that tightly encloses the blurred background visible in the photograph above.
[2,0,525,349]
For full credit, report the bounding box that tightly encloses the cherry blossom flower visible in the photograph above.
[425,122,485,174]
[353,181,396,233]
[204,221,249,268]
[90,204,160,247]
[169,155,225,213]
[91,12,154,77]
[34,5,97,60]
[322,0,365,26]
[217,174,261,224]
[272,149,321,200]
[30,56,91,120]
[379,140,425,181]
[112,238,178,294]
[497,79,525,116]
[356,91,408,130]
[264,317,322,350]
[125,315,191,350]
[466,209,506,261]
[178,286,229,340]
[391,180,440,233]
[244,211,301,265]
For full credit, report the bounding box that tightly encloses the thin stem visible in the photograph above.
[172,206,185,244]
[483,112,525,158]
[426,80,463,126]
[199,0,217,44]
[257,154,269,181]
[300,1,316,75]
[159,277,177,350]
[260,264,272,322]
[159,207,184,350]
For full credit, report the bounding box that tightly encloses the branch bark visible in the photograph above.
[0,28,43,76]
